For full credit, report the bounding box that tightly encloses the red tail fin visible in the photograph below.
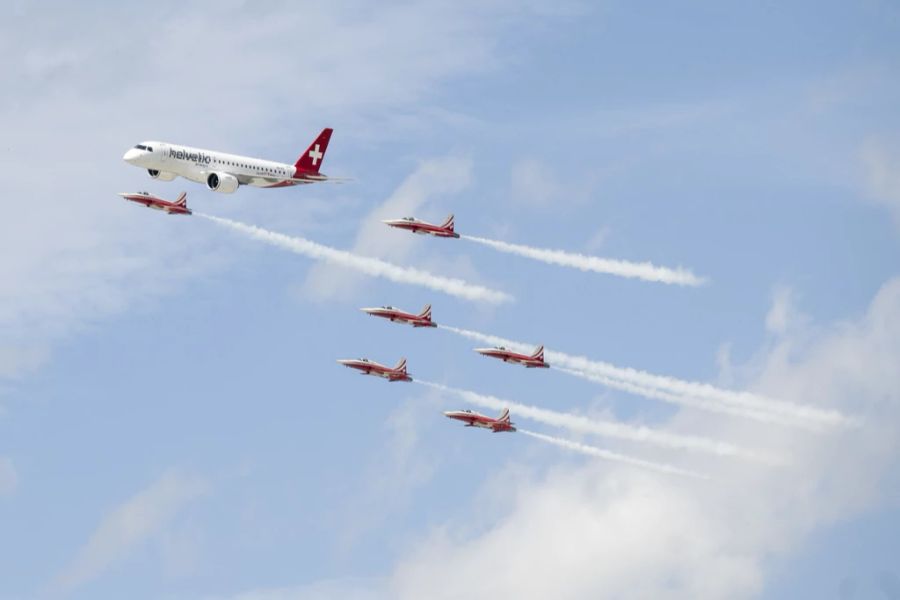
[530,345,544,361]
[174,192,187,207]
[294,128,333,174]
[418,304,432,321]
[497,408,511,423]
[394,358,407,373]
[440,214,455,232]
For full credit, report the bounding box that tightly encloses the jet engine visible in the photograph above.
[206,172,239,193]
[147,169,176,181]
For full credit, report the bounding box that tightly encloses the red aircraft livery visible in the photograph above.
[444,408,516,433]
[474,345,549,368]
[337,357,412,382]
[119,191,191,215]
[382,214,459,238]
[360,304,436,328]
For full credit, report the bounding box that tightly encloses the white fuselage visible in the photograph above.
[123,141,303,191]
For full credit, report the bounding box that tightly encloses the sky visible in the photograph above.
[1,1,900,598]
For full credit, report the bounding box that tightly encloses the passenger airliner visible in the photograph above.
[122,128,342,193]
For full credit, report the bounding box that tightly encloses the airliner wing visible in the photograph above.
[289,175,353,184]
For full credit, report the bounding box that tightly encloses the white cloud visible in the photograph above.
[765,285,798,335]
[860,139,900,226]
[379,277,900,599]
[52,470,208,592]
[207,579,385,600]
[0,456,18,496]
[584,225,611,252]
[508,158,603,209]
[335,396,440,553]
[303,156,473,302]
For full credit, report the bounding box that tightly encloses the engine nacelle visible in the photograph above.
[147,169,177,182]
[206,172,239,194]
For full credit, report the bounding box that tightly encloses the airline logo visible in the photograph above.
[169,147,212,165]
[308,143,323,166]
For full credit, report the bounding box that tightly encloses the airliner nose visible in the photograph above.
[123,148,141,163]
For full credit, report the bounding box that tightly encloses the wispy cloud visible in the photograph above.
[0,456,18,496]
[52,470,208,593]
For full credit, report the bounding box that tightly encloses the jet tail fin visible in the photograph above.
[418,304,432,321]
[294,128,333,174]
[530,345,545,361]
[393,357,408,373]
[440,214,455,232]
[497,408,511,423]
[174,192,187,207]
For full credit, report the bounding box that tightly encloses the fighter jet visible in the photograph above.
[337,357,412,382]
[119,191,191,215]
[382,214,459,238]
[474,345,549,368]
[360,304,436,328]
[444,408,516,433]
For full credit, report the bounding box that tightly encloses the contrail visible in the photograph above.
[460,235,706,287]
[416,380,777,464]
[198,214,513,305]
[517,429,709,480]
[437,325,849,429]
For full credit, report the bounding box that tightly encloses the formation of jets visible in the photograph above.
[119,128,527,437]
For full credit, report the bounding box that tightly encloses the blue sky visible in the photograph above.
[2,1,900,599]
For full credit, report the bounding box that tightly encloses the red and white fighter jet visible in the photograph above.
[359,304,436,328]
[444,408,516,433]
[474,345,549,368]
[337,357,412,382]
[118,191,192,215]
[382,214,459,238]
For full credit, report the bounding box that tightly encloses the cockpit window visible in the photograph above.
[134,144,147,150]
[146,146,153,152]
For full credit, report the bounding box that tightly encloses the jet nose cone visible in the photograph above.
[123,148,141,163]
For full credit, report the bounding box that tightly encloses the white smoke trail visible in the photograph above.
[416,380,778,464]
[461,235,706,287]
[437,325,849,429]
[553,367,825,431]
[517,429,709,480]
[198,215,513,305]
